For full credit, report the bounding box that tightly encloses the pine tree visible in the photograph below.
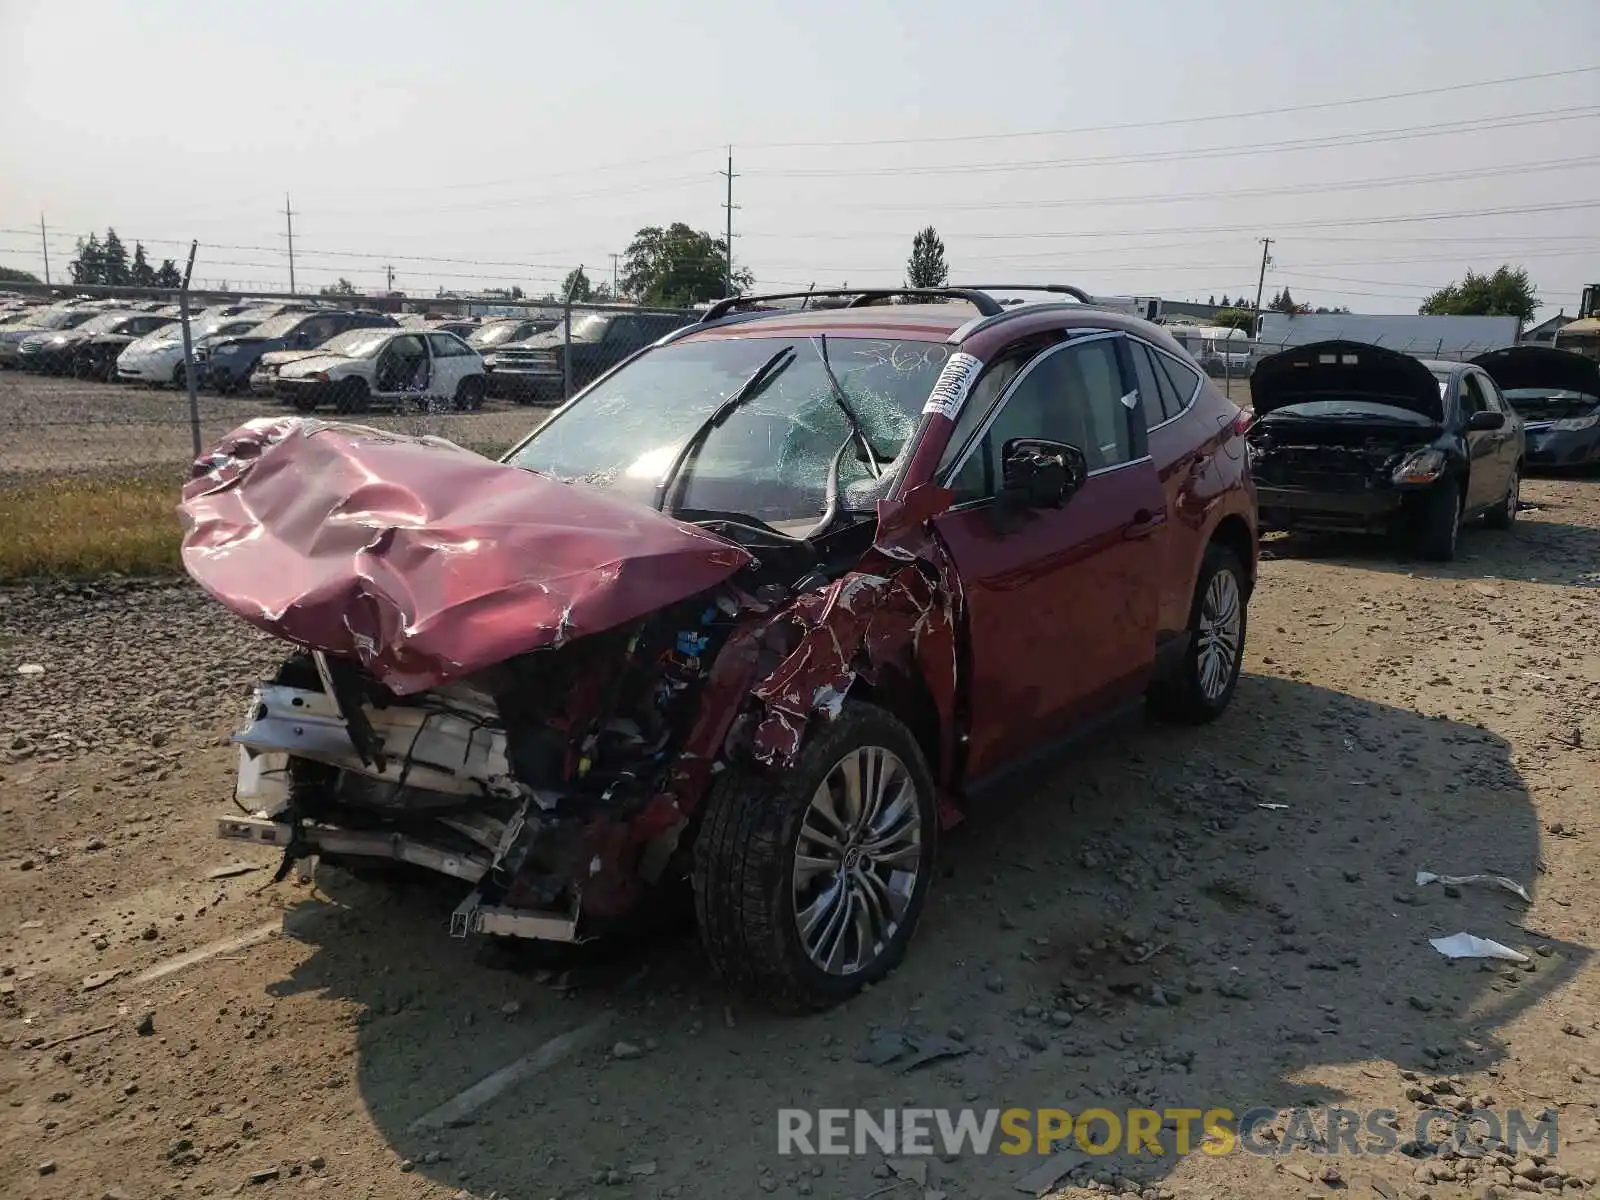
[130,243,156,287]
[101,228,130,286]
[906,226,949,290]
[70,233,105,285]
[154,260,183,289]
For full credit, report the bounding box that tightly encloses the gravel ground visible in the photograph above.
[0,371,544,479]
[1,477,1599,1200]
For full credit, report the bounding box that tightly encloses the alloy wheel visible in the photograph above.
[792,746,923,977]
[1196,568,1243,702]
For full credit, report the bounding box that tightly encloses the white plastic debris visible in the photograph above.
[16,663,44,676]
[1257,802,1290,811]
[1416,871,1531,903]
[1429,933,1530,963]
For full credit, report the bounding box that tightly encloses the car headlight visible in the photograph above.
[1393,448,1447,485]
[1551,414,1599,432]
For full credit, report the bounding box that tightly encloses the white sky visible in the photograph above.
[1,0,1596,314]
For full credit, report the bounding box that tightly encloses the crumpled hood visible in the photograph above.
[178,417,755,694]
[1252,339,1444,421]
[258,347,334,370]
[1471,346,1600,398]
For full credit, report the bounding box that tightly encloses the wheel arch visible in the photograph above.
[1207,512,1257,596]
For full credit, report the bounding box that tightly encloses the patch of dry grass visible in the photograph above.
[0,470,186,579]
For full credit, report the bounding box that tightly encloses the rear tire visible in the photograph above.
[1148,544,1248,724]
[692,701,936,1012]
[1415,480,1463,561]
[1483,464,1518,530]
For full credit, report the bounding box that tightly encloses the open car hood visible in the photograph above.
[258,347,330,369]
[1471,345,1600,398]
[1252,340,1444,421]
[179,417,755,694]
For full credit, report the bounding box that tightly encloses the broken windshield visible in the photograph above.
[506,336,951,526]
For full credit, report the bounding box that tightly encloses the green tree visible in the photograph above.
[0,265,41,284]
[130,243,156,287]
[1207,295,1216,306]
[1212,307,1256,332]
[906,226,949,290]
[70,233,105,285]
[1219,294,1232,308]
[154,259,183,289]
[509,286,524,300]
[620,223,750,307]
[590,280,615,303]
[561,266,593,302]
[1267,287,1303,314]
[319,277,359,297]
[101,228,130,286]
[1419,265,1540,323]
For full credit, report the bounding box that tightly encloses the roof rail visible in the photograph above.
[700,283,1096,324]
[701,287,1006,322]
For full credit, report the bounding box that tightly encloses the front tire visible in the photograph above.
[1484,464,1518,530]
[333,378,370,414]
[1148,544,1248,723]
[692,701,937,1012]
[454,376,486,411]
[1415,480,1463,561]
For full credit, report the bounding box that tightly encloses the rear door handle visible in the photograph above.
[1126,508,1166,539]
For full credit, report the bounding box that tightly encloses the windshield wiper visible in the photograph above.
[812,334,882,480]
[653,345,796,514]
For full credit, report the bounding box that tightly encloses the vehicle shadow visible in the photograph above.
[1264,512,1600,587]
[262,672,1576,1198]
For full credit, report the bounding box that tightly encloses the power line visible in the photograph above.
[795,156,1600,213]
[742,199,1600,243]
[740,65,1600,149]
[744,107,1600,178]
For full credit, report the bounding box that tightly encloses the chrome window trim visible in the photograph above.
[1127,334,1203,432]
[943,454,1155,513]
[940,330,1128,487]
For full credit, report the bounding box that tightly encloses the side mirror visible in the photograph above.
[1467,410,1505,432]
[996,439,1087,517]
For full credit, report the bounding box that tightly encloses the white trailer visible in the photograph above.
[1255,312,1520,358]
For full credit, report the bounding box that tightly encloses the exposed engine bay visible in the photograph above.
[1247,416,1436,492]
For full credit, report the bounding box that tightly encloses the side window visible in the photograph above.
[1473,371,1504,411]
[939,335,1061,484]
[297,318,334,345]
[947,337,1136,503]
[1154,351,1201,415]
[1126,340,1175,428]
[427,333,466,358]
[1458,373,1486,417]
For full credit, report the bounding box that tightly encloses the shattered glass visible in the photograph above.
[507,337,951,523]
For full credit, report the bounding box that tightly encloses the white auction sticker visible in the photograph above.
[921,352,984,419]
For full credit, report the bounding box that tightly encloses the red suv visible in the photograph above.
[184,285,1257,1011]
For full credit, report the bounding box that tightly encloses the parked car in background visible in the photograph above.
[204,309,398,392]
[0,306,104,367]
[1248,340,1523,560]
[17,310,175,375]
[187,284,1256,1011]
[116,310,278,387]
[1471,345,1600,469]
[253,327,487,412]
[467,315,560,357]
[482,310,693,402]
[72,308,194,381]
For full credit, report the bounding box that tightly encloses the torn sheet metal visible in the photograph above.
[748,553,958,776]
[178,417,753,694]
[1415,871,1531,903]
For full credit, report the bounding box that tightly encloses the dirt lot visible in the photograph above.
[0,372,542,480]
[2,452,1599,1196]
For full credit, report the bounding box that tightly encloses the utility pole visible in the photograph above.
[1252,237,1275,337]
[720,146,739,298]
[39,214,50,286]
[283,193,297,294]
[385,264,395,292]
[610,252,619,298]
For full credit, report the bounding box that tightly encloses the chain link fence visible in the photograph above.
[0,281,697,484]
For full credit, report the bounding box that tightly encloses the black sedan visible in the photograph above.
[1247,340,1523,561]
[1471,345,1600,470]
